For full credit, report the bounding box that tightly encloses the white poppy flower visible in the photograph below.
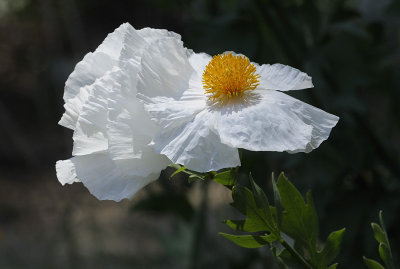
[137,38,339,173]
[56,23,178,201]
[56,22,339,201]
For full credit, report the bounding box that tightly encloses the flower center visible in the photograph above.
[202,52,260,103]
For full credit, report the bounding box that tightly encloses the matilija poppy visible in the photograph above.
[56,22,339,201]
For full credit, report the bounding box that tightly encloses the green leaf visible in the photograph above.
[230,185,277,234]
[276,173,318,253]
[371,223,386,245]
[223,219,266,233]
[328,263,338,269]
[249,174,279,235]
[271,245,290,269]
[316,228,346,268]
[363,257,385,269]
[378,243,390,268]
[170,165,187,178]
[213,170,236,186]
[277,248,302,268]
[219,233,277,248]
[272,173,283,228]
[188,174,204,182]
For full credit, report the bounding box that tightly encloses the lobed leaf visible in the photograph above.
[276,173,318,253]
[223,219,266,233]
[214,170,236,186]
[219,233,277,248]
[249,173,279,235]
[230,185,277,233]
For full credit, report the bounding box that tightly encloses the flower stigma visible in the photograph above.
[202,52,260,103]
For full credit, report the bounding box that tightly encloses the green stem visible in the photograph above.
[280,239,314,269]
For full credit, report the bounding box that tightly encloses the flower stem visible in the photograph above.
[280,239,314,269]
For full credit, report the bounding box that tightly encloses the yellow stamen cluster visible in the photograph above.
[202,52,260,103]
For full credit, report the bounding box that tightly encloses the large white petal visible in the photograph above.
[137,37,194,101]
[56,152,170,202]
[153,110,240,172]
[209,90,338,153]
[257,63,313,91]
[59,23,134,130]
[107,70,163,160]
[71,69,118,156]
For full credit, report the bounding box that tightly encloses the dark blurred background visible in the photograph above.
[0,0,399,268]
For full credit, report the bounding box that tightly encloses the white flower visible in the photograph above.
[56,23,177,201]
[56,22,339,201]
[136,38,339,173]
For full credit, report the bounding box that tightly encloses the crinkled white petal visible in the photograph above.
[208,89,338,153]
[55,159,80,185]
[59,23,183,131]
[107,70,163,160]
[71,69,119,156]
[153,110,240,172]
[257,63,314,91]
[137,37,194,101]
[136,43,240,172]
[56,152,170,201]
[59,23,133,130]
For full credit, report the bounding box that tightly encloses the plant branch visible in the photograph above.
[281,239,314,269]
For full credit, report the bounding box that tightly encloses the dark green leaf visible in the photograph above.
[249,174,279,234]
[378,243,390,268]
[371,223,386,245]
[276,173,318,253]
[272,173,283,228]
[219,233,277,248]
[316,228,346,268]
[271,245,290,269]
[214,170,236,186]
[231,185,277,234]
[223,218,266,233]
[327,263,338,269]
[363,257,385,269]
[277,248,303,268]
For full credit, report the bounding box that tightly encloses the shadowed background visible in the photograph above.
[0,0,399,268]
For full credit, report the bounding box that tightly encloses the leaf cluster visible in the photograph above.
[363,211,396,269]
[221,172,345,269]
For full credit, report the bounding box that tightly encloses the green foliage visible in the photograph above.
[169,164,207,182]
[363,211,396,269]
[213,170,236,186]
[219,233,277,248]
[220,172,346,268]
[169,164,235,185]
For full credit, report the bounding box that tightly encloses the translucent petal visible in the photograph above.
[59,23,183,130]
[59,23,133,129]
[257,63,314,91]
[209,90,339,153]
[55,159,80,185]
[107,70,162,160]
[153,110,240,172]
[137,37,194,101]
[71,70,117,156]
[56,152,170,201]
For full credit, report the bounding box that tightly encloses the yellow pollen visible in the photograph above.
[202,52,260,103]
